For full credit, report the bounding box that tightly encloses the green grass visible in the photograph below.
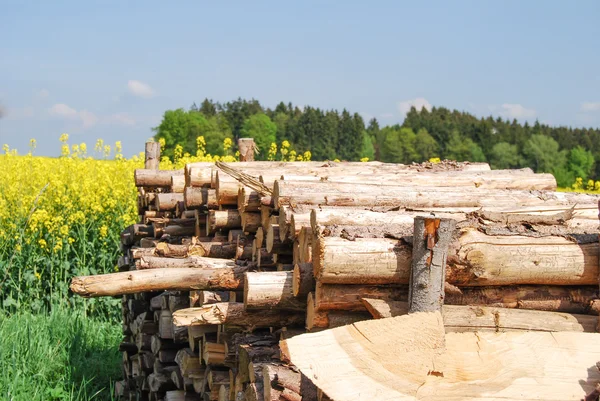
[0,307,121,401]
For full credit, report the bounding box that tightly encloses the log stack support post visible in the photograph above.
[408,217,456,313]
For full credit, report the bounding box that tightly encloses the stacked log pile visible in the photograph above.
[71,142,600,401]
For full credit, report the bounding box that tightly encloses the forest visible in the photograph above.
[153,98,600,187]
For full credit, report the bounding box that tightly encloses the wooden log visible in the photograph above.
[238,188,262,213]
[409,217,455,313]
[315,282,407,311]
[228,229,245,243]
[444,285,600,314]
[296,227,312,264]
[136,256,236,270]
[208,368,229,390]
[147,373,177,392]
[288,213,311,241]
[260,205,273,233]
[172,303,304,328]
[203,342,226,365]
[135,169,183,187]
[156,193,185,211]
[238,138,256,161]
[314,230,600,286]
[306,293,371,330]
[292,263,315,297]
[207,210,242,234]
[281,310,600,401]
[145,142,160,170]
[242,212,261,233]
[216,172,243,206]
[266,224,292,255]
[70,267,246,297]
[262,364,301,401]
[361,298,599,332]
[184,187,218,209]
[170,175,186,193]
[244,272,306,311]
[272,180,598,210]
[185,166,213,187]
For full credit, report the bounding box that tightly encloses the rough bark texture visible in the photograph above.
[409,217,456,313]
[292,263,315,298]
[145,142,160,170]
[70,267,246,297]
[244,272,306,311]
[238,138,256,162]
[172,303,304,328]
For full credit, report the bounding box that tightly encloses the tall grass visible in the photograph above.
[0,307,121,401]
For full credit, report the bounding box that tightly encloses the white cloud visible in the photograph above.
[581,102,600,112]
[499,103,536,119]
[48,103,98,129]
[79,110,98,128]
[105,112,137,126]
[127,80,155,98]
[398,97,432,115]
[36,89,50,99]
[49,103,78,118]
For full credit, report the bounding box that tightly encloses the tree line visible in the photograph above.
[153,98,600,187]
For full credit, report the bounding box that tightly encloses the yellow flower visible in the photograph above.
[99,225,108,238]
[429,157,441,164]
[360,157,369,162]
[303,151,312,161]
[15,244,22,252]
[53,243,63,253]
[158,137,166,150]
[60,225,69,236]
[38,239,47,249]
[223,138,233,151]
[59,133,69,143]
[80,142,87,154]
[68,237,75,244]
[281,140,290,148]
[34,272,41,280]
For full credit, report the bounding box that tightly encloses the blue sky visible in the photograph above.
[1,0,599,157]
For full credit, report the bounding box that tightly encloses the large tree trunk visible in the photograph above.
[70,267,246,297]
[273,180,598,210]
[155,193,184,211]
[313,227,599,286]
[244,272,306,311]
[280,311,600,401]
[172,303,304,327]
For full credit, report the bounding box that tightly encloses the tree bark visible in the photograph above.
[184,187,218,209]
[207,210,241,234]
[70,267,246,297]
[155,193,184,211]
[172,303,304,328]
[361,298,598,332]
[242,212,261,233]
[244,272,306,311]
[306,293,371,330]
[135,169,183,187]
[136,255,235,270]
[314,229,600,286]
[238,188,262,213]
[315,282,407,311]
[238,138,256,162]
[292,263,315,298]
[266,224,293,254]
[273,180,597,210]
[409,217,456,313]
[145,142,161,170]
[170,175,185,193]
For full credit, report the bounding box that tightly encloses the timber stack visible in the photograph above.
[71,141,600,401]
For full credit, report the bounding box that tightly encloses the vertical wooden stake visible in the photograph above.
[408,216,456,313]
[145,142,161,170]
[238,138,256,162]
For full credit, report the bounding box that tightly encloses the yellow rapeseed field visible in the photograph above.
[0,135,310,316]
